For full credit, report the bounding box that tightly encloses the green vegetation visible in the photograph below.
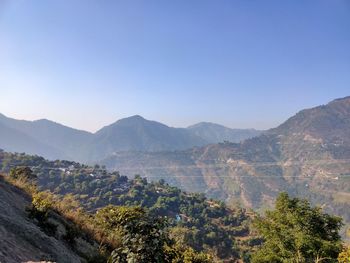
[0,151,254,261]
[252,192,343,263]
[4,171,213,262]
[97,206,168,262]
[1,151,349,262]
[97,205,213,263]
[28,191,58,236]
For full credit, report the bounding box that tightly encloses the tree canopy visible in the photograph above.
[96,205,212,263]
[252,192,343,263]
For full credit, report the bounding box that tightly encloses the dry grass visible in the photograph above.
[2,173,38,195]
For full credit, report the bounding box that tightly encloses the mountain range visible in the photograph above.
[100,96,350,227]
[1,96,349,236]
[0,113,262,162]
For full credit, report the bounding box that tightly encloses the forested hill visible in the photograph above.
[0,150,257,261]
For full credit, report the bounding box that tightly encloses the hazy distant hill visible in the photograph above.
[0,113,93,160]
[0,113,265,163]
[0,121,63,159]
[83,115,208,161]
[0,109,265,163]
[188,122,263,143]
[101,97,350,227]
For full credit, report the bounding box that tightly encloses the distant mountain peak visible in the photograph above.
[129,114,145,119]
[115,115,147,123]
[109,115,159,128]
[84,115,211,161]
[115,114,144,121]
[34,118,55,123]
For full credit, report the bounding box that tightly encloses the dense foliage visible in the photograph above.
[252,192,343,263]
[96,205,213,263]
[4,169,216,262]
[0,151,255,261]
[97,205,169,262]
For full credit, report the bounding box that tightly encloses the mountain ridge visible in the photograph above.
[83,115,208,161]
[0,113,260,162]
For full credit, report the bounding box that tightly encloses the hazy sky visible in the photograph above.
[1,1,349,132]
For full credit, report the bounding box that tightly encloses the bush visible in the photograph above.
[28,191,57,236]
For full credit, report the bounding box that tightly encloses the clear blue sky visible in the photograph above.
[1,0,349,132]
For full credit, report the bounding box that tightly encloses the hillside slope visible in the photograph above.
[0,114,93,160]
[0,175,98,263]
[0,121,64,160]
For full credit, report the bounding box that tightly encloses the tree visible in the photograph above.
[96,206,170,263]
[252,192,343,263]
[28,191,57,236]
[96,206,213,263]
